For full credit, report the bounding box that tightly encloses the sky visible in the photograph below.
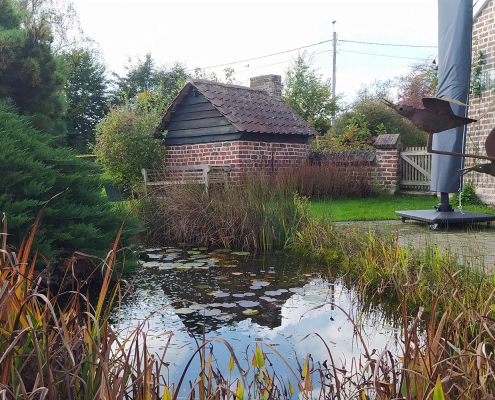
[71,0,480,104]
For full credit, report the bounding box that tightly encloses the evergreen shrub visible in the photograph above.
[0,100,137,260]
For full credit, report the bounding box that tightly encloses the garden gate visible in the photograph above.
[399,147,432,190]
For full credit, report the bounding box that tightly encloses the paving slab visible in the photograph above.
[335,219,495,273]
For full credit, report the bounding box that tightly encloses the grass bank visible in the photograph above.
[309,194,495,221]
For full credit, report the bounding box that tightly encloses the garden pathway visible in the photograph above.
[337,219,495,273]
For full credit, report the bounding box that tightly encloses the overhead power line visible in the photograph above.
[190,38,437,72]
[187,39,332,71]
[339,39,437,48]
[339,49,431,60]
[234,47,430,75]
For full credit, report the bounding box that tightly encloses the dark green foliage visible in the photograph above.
[62,48,108,153]
[332,99,427,148]
[0,100,135,260]
[471,50,486,98]
[0,0,67,139]
[282,51,339,134]
[109,53,187,105]
[451,180,484,207]
[93,92,167,190]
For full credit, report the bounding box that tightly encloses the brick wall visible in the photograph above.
[369,134,402,193]
[466,0,495,204]
[371,148,401,193]
[165,140,310,180]
[164,135,401,193]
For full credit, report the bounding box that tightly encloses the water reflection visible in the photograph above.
[113,250,402,395]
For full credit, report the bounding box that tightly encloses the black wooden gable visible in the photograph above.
[164,91,240,145]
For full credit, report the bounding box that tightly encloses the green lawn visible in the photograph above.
[309,195,495,222]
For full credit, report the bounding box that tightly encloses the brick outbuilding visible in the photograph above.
[158,75,318,180]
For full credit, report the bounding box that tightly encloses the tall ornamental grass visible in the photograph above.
[136,170,310,251]
[0,203,163,399]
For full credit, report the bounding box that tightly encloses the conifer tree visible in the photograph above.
[62,48,108,153]
[0,0,67,139]
[0,100,133,260]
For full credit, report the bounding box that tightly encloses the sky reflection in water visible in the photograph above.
[112,250,402,395]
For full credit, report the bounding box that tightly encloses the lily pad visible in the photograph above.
[147,254,163,259]
[237,300,260,308]
[144,248,162,252]
[213,248,231,253]
[264,290,283,296]
[201,308,221,317]
[141,261,160,268]
[289,287,304,293]
[231,251,250,256]
[189,304,207,310]
[175,307,195,314]
[242,309,259,316]
[231,272,243,276]
[218,302,237,308]
[187,250,201,255]
[182,262,206,268]
[214,275,229,280]
[175,266,192,270]
[233,292,255,298]
[260,296,277,302]
[157,263,178,270]
[166,248,183,253]
[251,281,270,287]
[211,291,230,298]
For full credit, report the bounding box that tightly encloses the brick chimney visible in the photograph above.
[250,75,283,99]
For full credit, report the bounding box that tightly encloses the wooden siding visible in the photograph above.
[165,92,239,143]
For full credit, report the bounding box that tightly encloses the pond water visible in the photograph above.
[112,248,402,397]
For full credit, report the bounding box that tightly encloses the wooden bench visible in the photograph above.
[141,165,231,195]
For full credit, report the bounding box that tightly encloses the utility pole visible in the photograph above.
[332,21,337,126]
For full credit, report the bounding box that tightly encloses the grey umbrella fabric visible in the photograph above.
[430,0,473,193]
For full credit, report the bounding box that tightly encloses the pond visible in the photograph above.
[112,247,403,397]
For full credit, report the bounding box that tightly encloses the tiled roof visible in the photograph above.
[161,78,318,136]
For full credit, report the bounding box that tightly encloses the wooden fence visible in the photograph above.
[399,147,432,190]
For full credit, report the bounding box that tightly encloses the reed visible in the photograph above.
[137,170,310,252]
[0,202,164,399]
